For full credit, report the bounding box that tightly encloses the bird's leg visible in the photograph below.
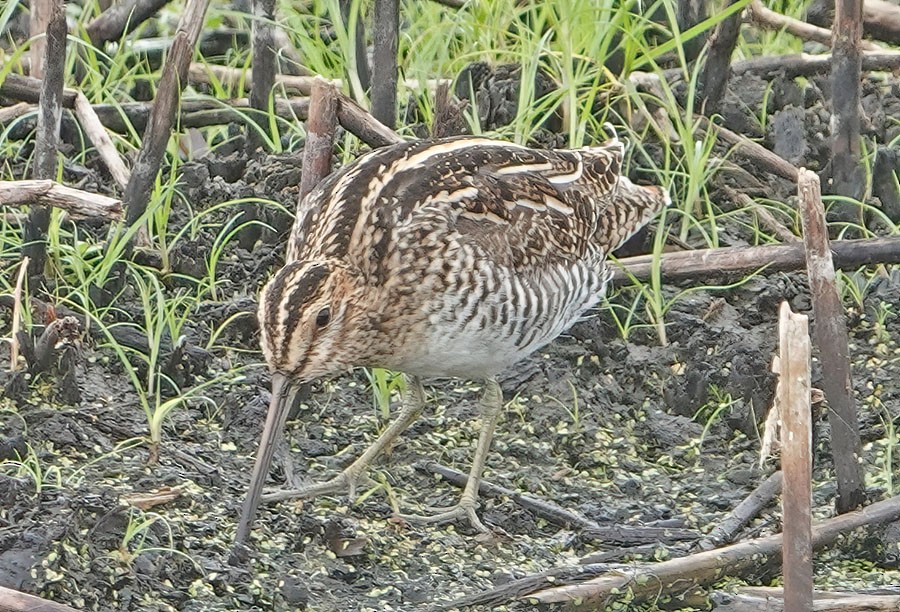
[397,378,503,533]
[262,376,426,504]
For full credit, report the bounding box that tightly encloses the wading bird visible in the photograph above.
[236,133,669,542]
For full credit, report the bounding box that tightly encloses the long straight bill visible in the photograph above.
[235,373,299,544]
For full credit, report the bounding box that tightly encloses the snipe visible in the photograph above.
[236,133,670,542]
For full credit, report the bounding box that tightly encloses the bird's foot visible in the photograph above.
[261,468,373,504]
[395,494,491,533]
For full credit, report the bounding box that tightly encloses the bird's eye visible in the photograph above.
[315,308,331,328]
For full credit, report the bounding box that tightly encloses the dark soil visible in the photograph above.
[3,63,900,612]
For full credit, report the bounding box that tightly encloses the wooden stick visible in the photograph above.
[777,302,812,612]
[371,0,399,128]
[862,0,900,45]
[297,78,338,202]
[187,62,449,95]
[28,0,53,79]
[248,0,277,153]
[121,0,211,236]
[0,180,123,220]
[73,91,130,190]
[0,585,79,612]
[809,0,900,46]
[715,586,900,611]
[701,116,801,182]
[830,0,866,208]
[724,188,801,244]
[748,0,882,51]
[85,0,171,46]
[23,0,66,277]
[0,102,34,124]
[698,0,743,115]
[696,471,783,551]
[336,95,404,147]
[610,235,900,284]
[528,493,900,606]
[187,65,403,147]
[730,50,900,79]
[797,170,864,513]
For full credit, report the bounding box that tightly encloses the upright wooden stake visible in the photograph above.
[291,78,338,238]
[23,0,66,277]
[371,0,399,129]
[776,302,812,612]
[121,0,211,242]
[248,0,277,153]
[797,169,864,513]
[831,0,865,215]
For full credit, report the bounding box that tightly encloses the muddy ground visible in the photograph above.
[3,66,900,611]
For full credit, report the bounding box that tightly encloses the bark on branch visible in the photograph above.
[527,494,900,606]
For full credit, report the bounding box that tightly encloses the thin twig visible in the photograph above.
[73,91,131,190]
[413,461,602,531]
[748,0,882,51]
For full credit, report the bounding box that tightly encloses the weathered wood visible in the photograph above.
[610,236,900,284]
[297,78,338,203]
[248,0,277,152]
[777,302,812,612]
[73,91,130,190]
[698,0,743,115]
[715,586,900,611]
[748,0,882,51]
[723,188,800,244]
[85,0,172,45]
[336,94,404,147]
[1,180,123,220]
[797,170,864,513]
[527,494,900,607]
[0,585,80,612]
[730,51,900,79]
[187,64,403,147]
[809,0,900,46]
[0,102,34,125]
[371,0,399,128]
[830,0,866,209]
[121,0,211,235]
[697,471,783,551]
[29,0,53,79]
[702,116,801,182]
[23,0,67,277]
